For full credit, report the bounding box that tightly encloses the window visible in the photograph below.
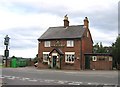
[67,40,74,47]
[109,57,112,61]
[87,31,89,37]
[92,56,97,61]
[65,52,75,63]
[43,52,50,62]
[45,41,50,47]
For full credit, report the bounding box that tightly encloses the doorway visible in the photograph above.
[85,56,90,69]
[53,56,57,68]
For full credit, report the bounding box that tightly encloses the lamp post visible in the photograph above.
[4,35,10,67]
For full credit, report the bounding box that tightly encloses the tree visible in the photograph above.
[33,54,39,63]
[93,42,112,53]
[93,42,106,53]
[35,54,38,58]
[111,37,120,68]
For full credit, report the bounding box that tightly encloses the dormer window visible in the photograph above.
[67,40,74,47]
[45,41,50,47]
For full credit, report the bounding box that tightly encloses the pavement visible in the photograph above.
[1,66,119,86]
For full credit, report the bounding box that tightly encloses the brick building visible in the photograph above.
[84,53,112,70]
[37,15,112,70]
[37,15,93,70]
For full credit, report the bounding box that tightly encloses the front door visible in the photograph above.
[53,56,57,68]
[85,56,90,69]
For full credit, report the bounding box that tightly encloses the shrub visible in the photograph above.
[102,58,105,60]
[48,65,51,68]
[55,65,58,69]
[74,57,77,60]
[99,58,105,60]
[89,57,92,60]
[99,58,102,60]
[60,56,63,60]
[70,63,74,66]
[39,60,42,63]
[42,62,47,64]
[47,56,50,60]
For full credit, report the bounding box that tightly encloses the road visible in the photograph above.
[0,67,118,86]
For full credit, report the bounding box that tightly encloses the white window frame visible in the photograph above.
[67,40,74,47]
[92,56,97,61]
[109,57,112,61]
[45,41,50,47]
[65,52,75,63]
[43,52,50,62]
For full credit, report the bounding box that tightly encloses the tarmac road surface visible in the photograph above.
[1,67,119,87]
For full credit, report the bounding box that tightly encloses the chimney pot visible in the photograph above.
[64,14,69,28]
[84,17,89,28]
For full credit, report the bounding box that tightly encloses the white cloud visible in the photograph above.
[0,9,63,30]
[91,27,117,46]
[0,0,119,58]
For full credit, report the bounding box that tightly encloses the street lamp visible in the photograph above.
[4,35,10,67]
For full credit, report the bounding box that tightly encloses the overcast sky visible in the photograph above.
[0,0,119,58]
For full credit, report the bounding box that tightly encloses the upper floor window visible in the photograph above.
[45,41,50,47]
[67,40,74,47]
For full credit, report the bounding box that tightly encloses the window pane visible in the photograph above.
[45,41,50,47]
[43,54,48,61]
[65,54,74,63]
[67,40,74,47]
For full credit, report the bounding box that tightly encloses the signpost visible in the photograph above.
[4,35,10,67]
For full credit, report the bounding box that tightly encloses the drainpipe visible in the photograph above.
[80,39,82,70]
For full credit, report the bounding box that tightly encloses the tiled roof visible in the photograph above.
[38,25,86,41]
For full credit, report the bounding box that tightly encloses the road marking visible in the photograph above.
[19,78,26,81]
[4,76,12,78]
[28,79,38,82]
[7,77,15,80]
[88,83,92,85]
[39,80,44,82]
[74,82,83,84]
[15,77,20,79]
[55,81,65,84]
[24,78,30,80]
[44,80,52,83]
[0,76,5,79]
[68,82,80,85]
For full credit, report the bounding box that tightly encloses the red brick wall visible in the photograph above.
[81,28,93,69]
[38,40,82,70]
[90,56,112,70]
[38,29,93,70]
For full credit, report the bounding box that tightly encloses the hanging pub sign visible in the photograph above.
[4,35,10,45]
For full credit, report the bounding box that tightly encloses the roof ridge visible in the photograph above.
[49,25,84,28]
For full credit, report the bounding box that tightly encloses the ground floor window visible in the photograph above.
[43,52,50,62]
[92,56,97,61]
[65,52,75,63]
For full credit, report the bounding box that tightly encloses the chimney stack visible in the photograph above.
[64,14,69,28]
[84,17,89,28]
